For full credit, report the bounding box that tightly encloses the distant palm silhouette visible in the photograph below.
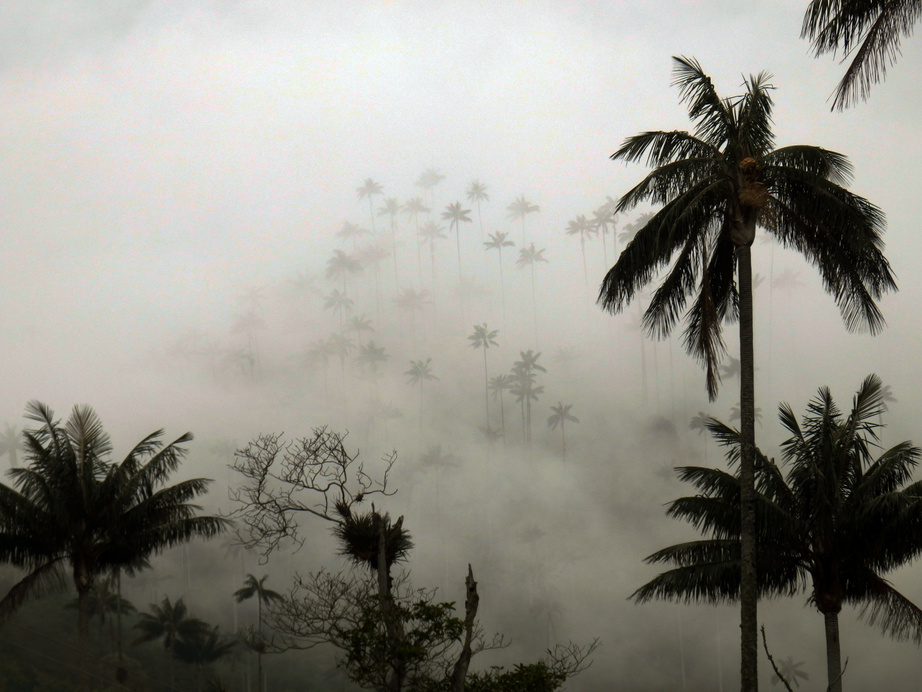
[415,167,445,210]
[468,324,499,429]
[323,289,354,333]
[403,197,430,280]
[770,655,809,689]
[418,220,447,283]
[507,194,540,245]
[0,423,21,467]
[336,220,371,250]
[488,374,513,446]
[511,350,546,450]
[442,201,473,279]
[592,197,618,265]
[484,231,515,323]
[720,356,742,381]
[346,314,374,348]
[466,179,489,241]
[547,402,579,462]
[565,214,598,287]
[378,197,402,283]
[617,211,653,247]
[405,358,438,445]
[515,243,549,347]
[356,178,383,234]
[325,249,363,294]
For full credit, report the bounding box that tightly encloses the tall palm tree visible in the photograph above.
[515,243,549,347]
[592,197,619,265]
[405,358,438,446]
[173,625,238,691]
[598,56,895,691]
[507,194,540,245]
[484,231,515,323]
[0,402,227,691]
[356,178,384,234]
[802,0,920,110]
[488,374,513,447]
[565,214,598,287]
[547,403,579,463]
[323,289,354,333]
[633,375,922,692]
[510,350,546,451]
[419,220,447,284]
[441,202,473,279]
[468,324,499,429]
[378,197,402,283]
[134,596,210,689]
[234,574,283,692]
[336,220,371,250]
[403,197,431,281]
[326,249,363,294]
[416,167,445,210]
[466,179,489,241]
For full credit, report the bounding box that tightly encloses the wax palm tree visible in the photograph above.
[633,375,922,692]
[336,220,371,250]
[466,179,489,241]
[403,197,431,281]
[234,574,282,692]
[416,167,445,210]
[323,289,354,333]
[442,201,473,278]
[547,403,579,463]
[419,220,447,282]
[565,214,598,287]
[468,324,499,429]
[598,57,895,690]
[326,249,363,294]
[507,194,540,245]
[378,197,402,283]
[0,403,226,690]
[405,358,438,446]
[174,625,238,691]
[516,243,549,347]
[134,596,210,689]
[511,350,546,450]
[484,231,515,322]
[592,197,619,265]
[488,374,513,446]
[802,0,920,109]
[347,314,375,348]
[356,178,384,234]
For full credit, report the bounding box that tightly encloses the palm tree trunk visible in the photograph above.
[482,347,490,428]
[737,243,759,692]
[824,611,843,692]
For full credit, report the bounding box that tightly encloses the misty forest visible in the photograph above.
[3,2,922,692]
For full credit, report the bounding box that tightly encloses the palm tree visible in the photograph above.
[326,249,363,294]
[565,214,598,287]
[511,350,546,451]
[173,625,238,691]
[378,197,402,283]
[507,194,540,245]
[466,179,489,241]
[547,403,579,462]
[336,220,371,250]
[515,243,549,347]
[592,197,619,265]
[419,220,447,283]
[802,0,919,109]
[484,231,515,323]
[403,197,431,280]
[633,375,922,692]
[234,574,283,692]
[416,167,445,210]
[598,57,895,691]
[0,403,226,690]
[323,289,354,333]
[134,596,210,689]
[468,324,499,429]
[441,202,473,278]
[356,178,384,234]
[405,358,438,446]
[346,314,375,348]
[488,374,513,446]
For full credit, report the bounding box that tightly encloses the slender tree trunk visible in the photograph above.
[482,347,490,428]
[824,610,843,692]
[737,243,758,692]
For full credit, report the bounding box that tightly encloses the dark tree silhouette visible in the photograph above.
[565,214,598,287]
[442,202,473,279]
[547,403,579,463]
[234,574,283,692]
[506,194,540,245]
[599,57,895,690]
[468,324,499,430]
[515,243,549,347]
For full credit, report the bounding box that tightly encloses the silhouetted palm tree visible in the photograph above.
[592,197,619,265]
[484,231,515,323]
[419,220,447,283]
[134,596,210,689]
[565,214,598,287]
[442,202,473,279]
[488,374,513,446]
[634,375,922,692]
[547,403,579,462]
[599,58,895,689]
[174,625,237,691]
[346,314,375,348]
[515,243,549,347]
[356,178,384,234]
[466,179,489,241]
[507,194,540,245]
[326,249,363,294]
[336,220,371,250]
[323,289,354,333]
[403,197,431,281]
[405,358,438,445]
[802,0,920,109]
[416,168,445,210]
[468,324,499,429]
[234,574,282,692]
[511,350,546,450]
[378,197,402,283]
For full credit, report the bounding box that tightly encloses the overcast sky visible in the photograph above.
[3,2,922,690]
